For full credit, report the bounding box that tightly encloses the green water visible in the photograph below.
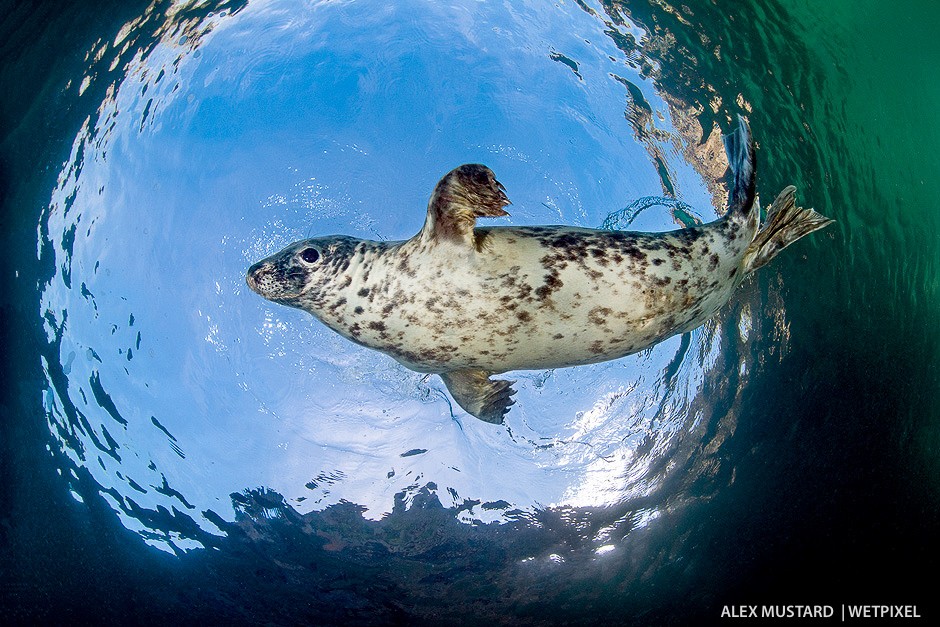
[796,0,940,309]
[788,0,940,474]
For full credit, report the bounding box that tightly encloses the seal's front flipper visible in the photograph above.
[440,370,516,424]
[743,186,835,273]
[421,164,511,249]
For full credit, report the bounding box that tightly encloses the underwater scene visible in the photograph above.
[2,0,938,624]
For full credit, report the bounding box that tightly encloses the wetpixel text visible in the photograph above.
[720,605,922,620]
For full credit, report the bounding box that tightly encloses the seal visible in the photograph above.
[247,117,833,423]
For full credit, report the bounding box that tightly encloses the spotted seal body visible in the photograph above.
[247,117,833,423]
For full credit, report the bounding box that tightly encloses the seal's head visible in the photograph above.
[246,236,360,309]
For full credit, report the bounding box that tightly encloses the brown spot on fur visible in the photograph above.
[588,306,612,325]
[624,247,646,262]
[676,228,703,244]
[533,270,564,301]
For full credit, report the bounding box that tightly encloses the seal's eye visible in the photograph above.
[300,248,320,264]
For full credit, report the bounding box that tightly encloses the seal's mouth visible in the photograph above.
[246,260,305,304]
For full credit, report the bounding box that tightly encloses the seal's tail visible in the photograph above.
[723,115,756,215]
[743,186,835,273]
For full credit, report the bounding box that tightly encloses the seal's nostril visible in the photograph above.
[246,263,264,291]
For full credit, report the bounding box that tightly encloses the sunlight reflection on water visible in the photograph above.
[38,0,773,556]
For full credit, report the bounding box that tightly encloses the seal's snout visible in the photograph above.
[246,261,265,294]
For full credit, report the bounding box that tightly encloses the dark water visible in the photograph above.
[2,0,938,624]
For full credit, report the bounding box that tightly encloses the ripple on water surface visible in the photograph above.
[38,0,780,572]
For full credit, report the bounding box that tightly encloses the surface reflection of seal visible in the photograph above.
[247,117,833,423]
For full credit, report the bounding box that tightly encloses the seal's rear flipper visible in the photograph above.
[743,185,835,273]
[722,115,756,215]
[440,370,516,424]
